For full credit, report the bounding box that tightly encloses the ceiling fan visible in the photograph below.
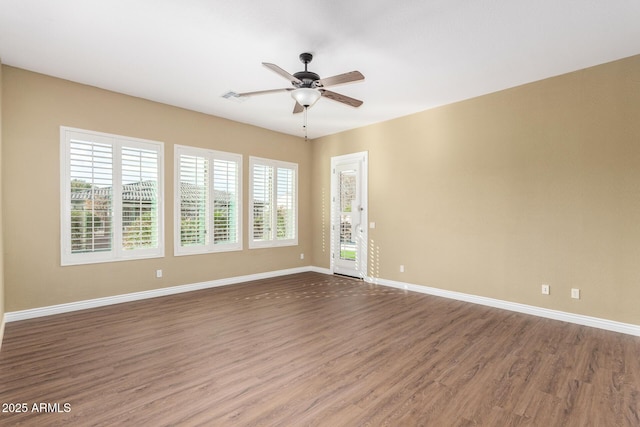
[233,52,364,113]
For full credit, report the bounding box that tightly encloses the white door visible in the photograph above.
[331,152,367,278]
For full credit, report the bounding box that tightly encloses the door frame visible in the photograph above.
[330,151,368,279]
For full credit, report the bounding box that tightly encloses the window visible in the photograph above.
[249,157,298,248]
[175,145,242,255]
[61,127,164,265]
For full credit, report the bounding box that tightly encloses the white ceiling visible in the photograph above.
[1,0,640,139]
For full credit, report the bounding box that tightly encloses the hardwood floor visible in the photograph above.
[1,272,638,426]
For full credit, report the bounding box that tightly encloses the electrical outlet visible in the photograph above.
[156,269,163,279]
[541,284,550,295]
[571,288,580,299]
[300,253,304,260]
[400,265,405,273]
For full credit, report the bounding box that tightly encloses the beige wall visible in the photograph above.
[3,55,640,327]
[312,55,640,325]
[2,66,312,311]
[0,59,5,346]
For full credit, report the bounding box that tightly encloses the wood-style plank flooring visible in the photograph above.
[1,272,639,426]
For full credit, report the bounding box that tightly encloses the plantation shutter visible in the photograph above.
[276,167,295,240]
[179,153,209,247]
[121,146,160,250]
[252,163,273,242]
[69,138,114,254]
[62,127,164,265]
[249,157,297,248]
[175,145,242,255]
[213,158,239,245]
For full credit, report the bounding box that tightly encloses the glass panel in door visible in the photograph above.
[334,161,361,277]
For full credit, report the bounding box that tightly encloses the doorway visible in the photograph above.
[331,152,368,278]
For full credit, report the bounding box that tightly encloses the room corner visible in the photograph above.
[0,59,6,351]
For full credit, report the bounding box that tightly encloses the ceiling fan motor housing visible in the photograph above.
[293,70,320,88]
[294,53,320,88]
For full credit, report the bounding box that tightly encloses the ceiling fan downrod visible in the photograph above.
[299,52,313,70]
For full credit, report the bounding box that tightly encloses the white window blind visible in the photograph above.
[175,145,242,255]
[251,163,273,242]
[276,167,296,240]
[69,138,113,254]
[249,157,298,248]
[179,154,209,247]
[213,158,239,245]
[61,127,164,265]
[122,146,160,250]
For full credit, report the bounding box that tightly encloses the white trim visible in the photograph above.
[0,316,5,351]
[308,266,332,275]
[4,267,310,322]
[369,276,640,337]
[330,151,368,279]
[4,268,638,337]
[174,144,243,255]
[60,126,165,266]
[248,156,298,248]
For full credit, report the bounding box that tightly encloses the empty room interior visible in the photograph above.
[1,1,640,425]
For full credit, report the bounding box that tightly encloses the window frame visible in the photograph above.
[174,144,243,256]
[249,156,298,249]
[60,126,165,266]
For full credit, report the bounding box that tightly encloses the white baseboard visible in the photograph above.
[4,266,312,323]
[0,316,5,352]
[4,267,639,337]
[368,276,640,337]
[308,266,332,275]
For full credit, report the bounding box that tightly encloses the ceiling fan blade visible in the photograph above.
[320,90,363,108]
[237,88,293,97]
[318,71,364,88]
[293,102,304,114]
[262,62,302,84]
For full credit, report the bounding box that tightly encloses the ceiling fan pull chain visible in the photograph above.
[303,107,308,141]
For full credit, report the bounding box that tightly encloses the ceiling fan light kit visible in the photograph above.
[291,87,321,107]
